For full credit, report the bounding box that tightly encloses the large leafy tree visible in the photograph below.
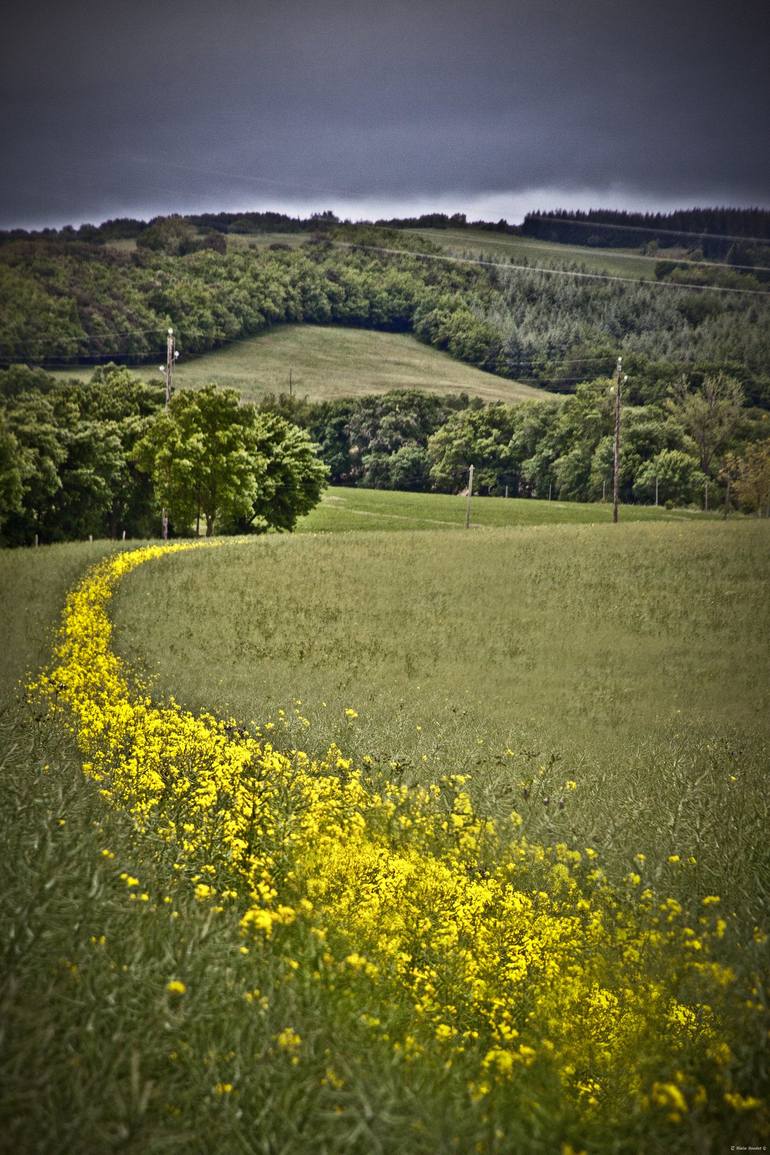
[633,449,705,507]
[0,391,68,544]
[723,440,770,516]
[134,386,327,537]
[0,412,24,527]
[70,365,165,537]
[427,403,521,494]
[667,373,744,476]
[134,386,261,536]
[225,412,329,534]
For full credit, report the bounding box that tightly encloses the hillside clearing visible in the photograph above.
[171,325,544,403]
[407,227,668,279]
[50,324,545,404]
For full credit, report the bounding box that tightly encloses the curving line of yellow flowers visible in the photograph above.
[33,543,766,1132]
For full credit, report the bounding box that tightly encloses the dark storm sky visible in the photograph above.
[1,0,768,228]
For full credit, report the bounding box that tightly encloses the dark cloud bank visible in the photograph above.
[1,0,768,228]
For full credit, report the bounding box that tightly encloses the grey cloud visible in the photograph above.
[1,0,768,227]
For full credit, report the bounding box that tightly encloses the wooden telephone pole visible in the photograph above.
[465,464,474,528]
[612,356,626,524]
[160,328,177,541]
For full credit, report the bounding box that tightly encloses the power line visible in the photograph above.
[530,214,770,247]
[437,234,770,274]
[333,240,770,296]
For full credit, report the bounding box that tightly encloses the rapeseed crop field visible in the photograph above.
[2,517,768,1153]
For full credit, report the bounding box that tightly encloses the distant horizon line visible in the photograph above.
[3,200,770,236]
[4,182,770,235]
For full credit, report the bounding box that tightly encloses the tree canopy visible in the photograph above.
[1,223,768,407]
[0,369,328,545]
[133,386,328,537]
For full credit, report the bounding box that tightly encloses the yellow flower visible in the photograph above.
[652,1082,688,1113]
[276,1027,301,1051]
[166,980,186,995]
[724,1091,762,1111]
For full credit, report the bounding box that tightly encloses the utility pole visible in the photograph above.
[159,327,178,541]
[612,356,626,524]
[465,464,474,528]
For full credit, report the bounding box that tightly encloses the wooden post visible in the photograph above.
[289,368,293,398]
[122,529,126,540]
[704,477,709,512]
[655,476,659,507]
[548,481,552,502]
[504,484,508,499]
[465,464,474,528]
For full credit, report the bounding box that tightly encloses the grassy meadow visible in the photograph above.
[113,521,769,914]
[406,228,665,279]
[50,323,543,404]
[2,511,768,1152]
[171,325,543,403]
[297,486,715,533]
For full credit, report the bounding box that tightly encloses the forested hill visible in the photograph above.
[521,207,770,263]
[1,222,768,407]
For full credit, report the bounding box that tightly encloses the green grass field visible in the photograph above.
[406,228,677,279]
[112,520,769,910]
[297,486,715,533]
[51,324,545,404]
[2,508,768,1152]
[171,325,543,403]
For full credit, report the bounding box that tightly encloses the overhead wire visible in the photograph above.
[529,214,770,247]
[443,237,770,275]
[331,240,770,296]
[1,231,766,379]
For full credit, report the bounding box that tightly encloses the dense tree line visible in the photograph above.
[0,210,341,247]
[259,375,768,511]
[0,367,327,546]
[1,224,768,407]
[3,366,769,546]
[0,365,163,545]
[260,390,481,490]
